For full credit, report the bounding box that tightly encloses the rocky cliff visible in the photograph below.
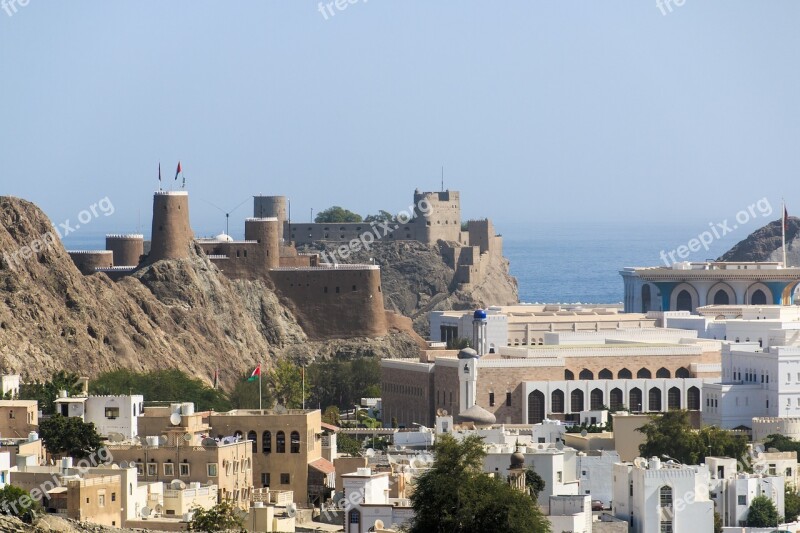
[0,197,420,386]
[307,240,519,335]
[719,216,800,263]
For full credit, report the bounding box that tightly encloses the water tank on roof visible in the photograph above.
[170,403,182,414]
[473,309,487,320]
[181,403,195,416]
[28,432,38,442]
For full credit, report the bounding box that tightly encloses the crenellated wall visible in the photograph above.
[149,191,193,262]
[67,251,114,275]
[105,234,144,267]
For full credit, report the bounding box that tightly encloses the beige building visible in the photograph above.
[137,406,332,507]
[383,330,721,427]
[65,475,123,527]
[0,400,38,438]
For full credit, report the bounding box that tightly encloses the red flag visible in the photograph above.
[247,364,261,382]
[785,205,790,232]
[175,161,182,181]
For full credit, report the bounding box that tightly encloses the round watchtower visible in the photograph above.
[149,191,193,262]
[244,217,280,269]
[253,196,287,226]
[68,250,114,275]
[105,234,144,267]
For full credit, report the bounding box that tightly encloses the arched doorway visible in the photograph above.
[687,386,700,410]
[590,389,604,410]
[667,387,681,410]
[642,284,651,313]
[751,289,767,305]
[551,390,565,414]
[630,388,643,412]
[610,388,623,410]
[571,389,584,412]
[528,390,545,424]
[649,388,662,411]
[713,290,729,305]
[676,290,693,311]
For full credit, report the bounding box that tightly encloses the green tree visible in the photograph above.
[189,500,245,532]
[524,466,546,499]
[314,206,363,223]
[90,369,230,411]
[446,338,472,350]
[714,511,723,533]
[19,371,83,415]
[306,358,381,411]
[763,433,800,454]
[364,210,396,223]
[337,433,363,456]
[0,485,40,522]
[785,485,800,523]
[408,434,550,533]
[226,373,274,410]
[747,495,780,527]
[268,360,309,409]
[322,406,341,426]
[38,415,103,459]
[638,411,747,465]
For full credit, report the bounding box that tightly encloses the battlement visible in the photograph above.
[154,190,189,196]
[67,250,113,255]
[272,264,379,272]
[106,234,144,240]
[245,217,279,222]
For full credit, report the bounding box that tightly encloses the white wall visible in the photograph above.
[85,395,144,439]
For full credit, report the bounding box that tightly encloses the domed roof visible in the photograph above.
[458,404,496,426]
[510,449,526,469]
[214,233,234,243]
[457,348,479,360]
[473,309,487,320]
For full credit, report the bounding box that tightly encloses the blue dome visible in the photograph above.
[473,309,487,320]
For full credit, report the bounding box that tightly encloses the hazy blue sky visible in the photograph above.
[1,1,798,239]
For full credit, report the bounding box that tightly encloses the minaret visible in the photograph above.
[473,309,488,356]
[149,191,193,262]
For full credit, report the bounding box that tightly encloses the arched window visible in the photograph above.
[751,289,767,305]
[528,390,545,424]
[579,369,594,380]
[565,369,574,381]
[676,290,693,311]
[656,368,671,379]
[247,431,257,454]
[713,290,729,305]
[630,388,643,412]
[571,390,584,412]
[349,510,361,526]
[276,431,286,453]
[687,386,701,410]
[551,390,565,414]
[676,367,690,378]
[660,485,673,508]
[649,388,662,411]
[290,431,301,453]
[637,368,652,379]
[668,387,681,410]
[262,431,271,453]
[590,389,604,410]
[618,368,632,379]
[599,369,613,380]
[610,388,624,411]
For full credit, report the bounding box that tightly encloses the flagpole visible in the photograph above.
[259,360,262,412]
[302,365,305,410]
[783,199,788,269]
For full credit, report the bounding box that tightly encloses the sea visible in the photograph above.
[62,221,754,305]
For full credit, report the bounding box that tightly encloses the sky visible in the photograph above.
[1,1,799,240]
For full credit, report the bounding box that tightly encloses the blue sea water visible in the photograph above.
[503,222,753,305]
[62,220,759,305]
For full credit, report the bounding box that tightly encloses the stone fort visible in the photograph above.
[66,188,503,340]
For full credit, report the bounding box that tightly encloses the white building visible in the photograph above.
[483,442,579,509]
[613,457,714,533]
[54,394,144,439]
[341,468,414,533]
[1,375,20,398]
[576,450,620,507]
[548,494,592,533]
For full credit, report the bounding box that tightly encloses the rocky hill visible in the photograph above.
[719,216,800,263]
[0,197,420,386]
[306,240,518,335]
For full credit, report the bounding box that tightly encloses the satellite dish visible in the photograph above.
[374,519,385,529]
[202,438,218,449]
[442,409,448,416]
[171,479,187,490]
[154,504,163,514]
[556,441,565,451]
[108,432,125,443]
[183,433,192,442]
[169,413,182,426]
[581,429,588,437]
[140,506,151,518]
[119,461,129,469]
[158,435,168,446]
[275,404,288,414]
[286,503,297,518]
[365,448,376,458]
